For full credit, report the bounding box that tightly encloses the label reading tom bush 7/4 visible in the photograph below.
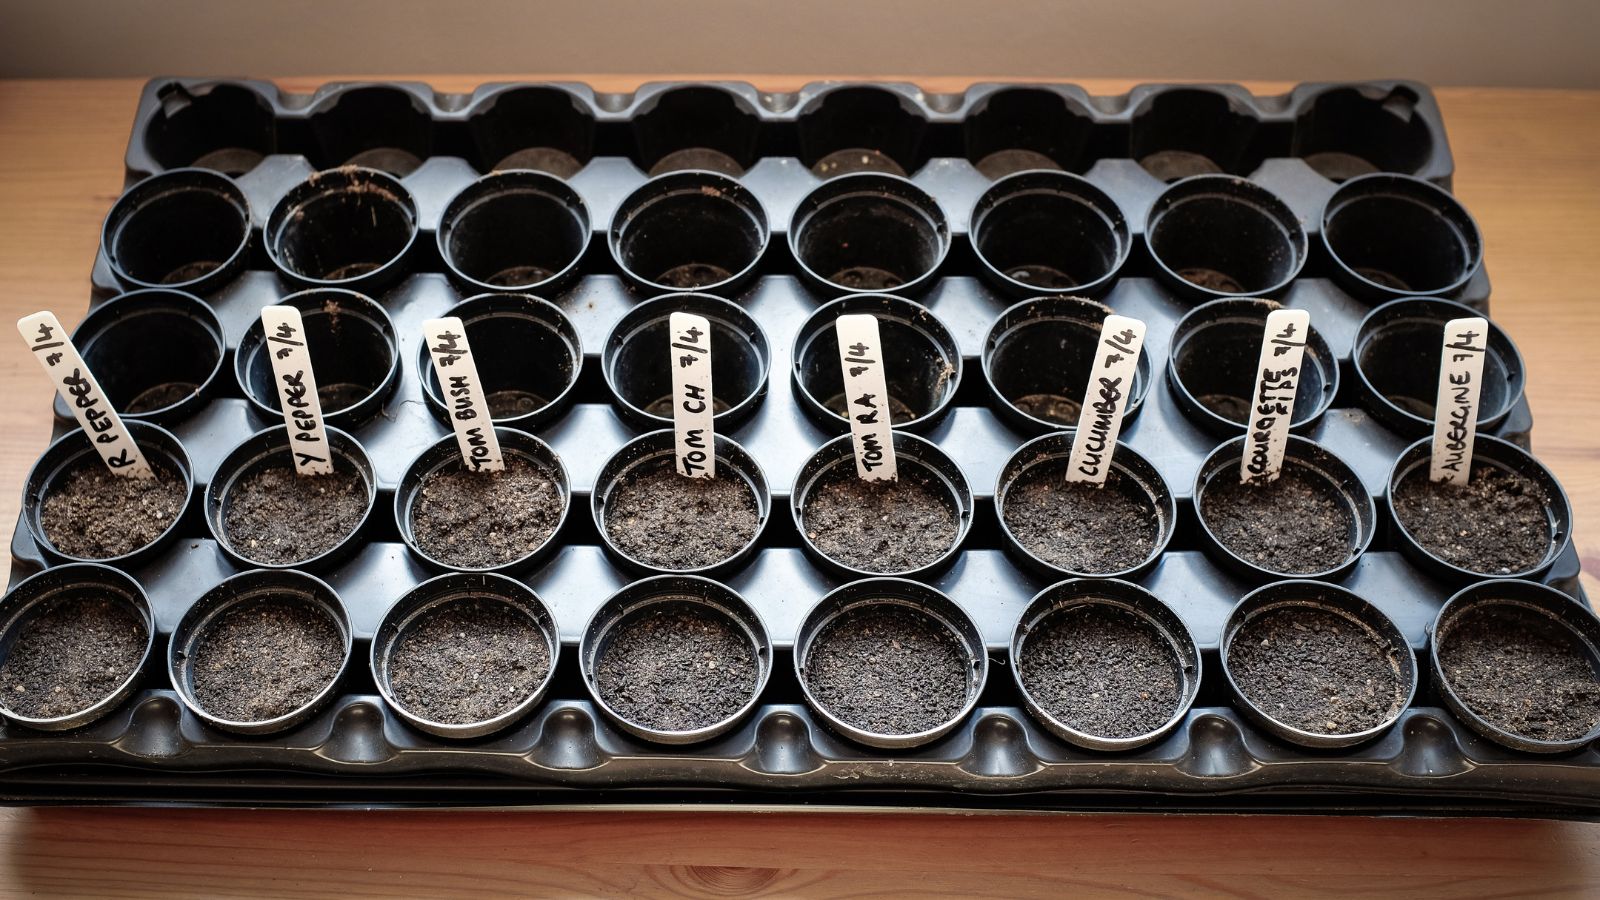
[423,316,504,473]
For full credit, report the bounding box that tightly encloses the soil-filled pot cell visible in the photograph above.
[39,462,186,561]
[969,171,1129,295]
[802,467,959,575]
[411,455,565,571]
[1017,603,1184,740]
[222,465,368,566]
[189,596,345,724]
[387,597,553,727]
[1438,602,1600,744]
[604,465,760,571]
[1200,469,1356,576]
[265,167,418,288]
[1393,466,1553,576]
[0,594,147,721]
[789,174,950,295]
[438,172,590,291]
[609,171,767,293]
[1145,177,1307,299]
[594,600,759,734]
[102,169,251,292]
[1002,462,1160,575]
[805,603,969,736]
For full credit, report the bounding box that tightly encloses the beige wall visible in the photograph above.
[3,0,1597,87]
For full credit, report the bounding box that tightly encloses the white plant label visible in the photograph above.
[669,311,716,478]
[17,310,153,479]
[1239,308,1311,484]
[1429,316,1488,485]
[260,305,335,476]
[423,316,505,474]
[835,313,898,481]
[1066,315,1146,485]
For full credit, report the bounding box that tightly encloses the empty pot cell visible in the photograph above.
[608,171,769,293]
[970,171,1130,295]
[468,86,595,175]
[631,86,762,176]
[438,171,591,291]
[1352,298,1523,436]
[1387,435,1569,582]
[420,294,582,428]
[0,565,154,730]
[1145,176,1308,299]
[143,81,275,174]
[793,295,961,431]
[1223,584,1415,748]
[1166,298,1337,435]
[593,432,770,575]
[982,296,1149,434]
[795,581,987,749]
[206,426,376,570]
[101,169,251,292]
[168,570,351,735]
[265,168,418,289]
[69,290,224,422]
[399,429,571,573]
[1011,581,1200,750]
[791,174,950,295]
[964,88,1094,178]
[603,294,769,428]
[373,573,559,738]
[1293,85,1434,181]
[1195,436,1375,581]
[25,421,192,566]
[237,290,400,428]
[1323,174,1483,299]
[1431,583,1600,753]
[304,86,434,175]
[797,86,928,177]
[1130,88,1270,180]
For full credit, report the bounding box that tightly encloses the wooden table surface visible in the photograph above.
[0,75,1596,898]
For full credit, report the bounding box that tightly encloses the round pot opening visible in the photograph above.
[1322,174,1482,299]
[67,289,224,424]
[792,294,961,432]
[265,166,418,289]
[789,173,950,295]
[418,293,582,429]
[1130,88,1266,181]
[970,170,1129,295]
[1145,176,1307,299]
[631,86,762,177]
[237,288,401,428]
[981,295,1150,434]
[796,86,928,178]
[608,170,768,294]
[603,293,770,428]
[102,168,252,292]
[438,170,591,292]
[467,85,595,176]
[1292,85,1433,182]
[963,87,1094,178]
[1166,298,1338,435]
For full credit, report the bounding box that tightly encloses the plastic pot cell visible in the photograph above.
[1322,174,1483,301]
[969,170,1130,296]
[1129,87,1269,181]
[437,170,591,293]
[608,170,769,295]
[236,288,401,430]
[142,80,275,174]
[793,293,961,433]
[1145,175,1308,301]
[418,293,583,430]
[602,293,769,429]
[797,86,928,177]
[265,166,419,292]
[789,173,951,296]
[101,168,251,294]
[303,85,434,175]
[963,87,1094,178]
[467,85,595,176]
[630,85,762,177]
[982,295,1150,435]
[1292,85,1434,181]
[62,289,225,425]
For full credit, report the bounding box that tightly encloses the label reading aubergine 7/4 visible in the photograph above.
[423,316,505,474]
[835,314,898,481]
[260,305,335,476]
[1065,315,1146,486]
[669,311,716,479]
[16,310,154,479]
[1429,316,1488,485]
[1239,308,1311,485]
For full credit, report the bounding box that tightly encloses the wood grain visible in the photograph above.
[0,76,1597,898]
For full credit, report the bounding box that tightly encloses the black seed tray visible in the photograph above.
[2,77,1594,816]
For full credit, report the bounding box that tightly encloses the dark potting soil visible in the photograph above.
[1177,267,1245,293]
[604,464,760,570]
[190,598,344,723]
[1002,265,1077,290]
[316,382,369,411]
[1018,604,1184,739]
[1229,606,1406,736]
[388,597,553,725]
[803,467,959,573]
[223,463,367,565]
[823,391,917,424]
[1002,461,1160,574]
[485,265,556,287]
[39,461,185,559]
[643,394,731,419]
[804,604,970,736]
[159,260,222,284]
[125,381,198,413]
[0,596,146,720]
[1011,393,1080,425]
[1196,392,1252,423]
[411,455,565,569]
[1438,604,1600,743]
[594,602,758,733]
[1392,465,1553,575]
[827,267,905,291]
[486,389,545,419]
[655,263,734,289]
[1200,467,1356,574]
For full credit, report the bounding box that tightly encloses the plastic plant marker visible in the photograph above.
[1429,316,1488,485]
[669,311,716,479]
[17,310,153,478]
[1066,315,1146,486]
[1239,308,1311,484]
[259,305,335,476]
[835,314,898,481]
[422,316,505,474]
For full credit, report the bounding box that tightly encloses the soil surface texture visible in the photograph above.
[190,598,344,723]
[223,463,367,565]
[39,461,185,559]
[0,596,146,719]
[1003,462,1160,574]
[1229,606,1406,736]
[1439,603,1600,742]
[595,602,758,733]
[604,464,760,570]
[1019,604,1185,739]
[1011,393,1080,425]
[803,466,959,573]
[1200,467,1355,574]
[388,597,552,726]
[1393,465,1553,575]
[126,382,198,413]
[805,604,970,736]
[411,455,564,569]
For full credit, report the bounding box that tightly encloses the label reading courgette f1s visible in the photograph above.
[423,316,505,474]
[17,310,154,479]
[1239,308,1311,485]
[1429,316,1488,485]
[835,313,898,481]
[1065,315,1145,486]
